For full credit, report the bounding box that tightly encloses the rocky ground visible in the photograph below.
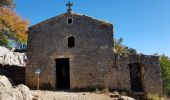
[32,90,110,100]
[31,90,135,100]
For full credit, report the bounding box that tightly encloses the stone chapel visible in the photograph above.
[26,2,162,94]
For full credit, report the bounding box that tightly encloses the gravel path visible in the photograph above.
[31,90,115,100]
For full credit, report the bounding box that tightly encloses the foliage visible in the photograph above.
[101,88,110,93]
[93,87,110,93]
[94,88,100,93]
[0,0,29,48]
[0,35,9,47]
[126,46,137,54]
[160,55,170,95]
[146,93,167,100]
[114,37,137,55]
[114,37,128,55]
[0,0,15,8]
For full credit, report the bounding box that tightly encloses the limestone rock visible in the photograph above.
[0,46,26,66]
[0,75,16,100]
[0,75,12,89]
[120,96,135,100]
[0,75,32,100]
[15,84,33,100]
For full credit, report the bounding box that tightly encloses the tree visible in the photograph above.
[0,0,29,49]
[160,55,170,95]
[0,0,15,8]
[114,37,137,55]
[0,35,8,47]
[126,46,137,54]
[114,37,128,54]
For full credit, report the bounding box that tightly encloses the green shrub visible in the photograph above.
[160,55,170,95]
[101,88,110,93]
[94,88,100,93]
[147,93,167,100]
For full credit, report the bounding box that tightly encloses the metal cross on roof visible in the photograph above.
[66,1,73,12]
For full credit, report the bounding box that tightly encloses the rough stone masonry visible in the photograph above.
[26,2,162,94]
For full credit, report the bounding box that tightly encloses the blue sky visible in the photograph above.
[15,0,170,56]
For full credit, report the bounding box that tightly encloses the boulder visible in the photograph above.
[0,77,17,100]
[120,96,135,100]
[15,84,32,100]
[0,46,26,66]
[0,75,12,89]
[0,75,32,100]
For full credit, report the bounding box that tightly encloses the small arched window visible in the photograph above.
[68,36,75,48]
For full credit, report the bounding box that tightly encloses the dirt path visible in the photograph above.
[31,90,115,100]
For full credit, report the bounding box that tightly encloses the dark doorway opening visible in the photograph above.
[129,63,143,92]
[56,58,70,89]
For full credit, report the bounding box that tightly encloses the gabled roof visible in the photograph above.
[29,12,112,29]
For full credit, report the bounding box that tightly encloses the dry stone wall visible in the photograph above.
[112,54,162,94]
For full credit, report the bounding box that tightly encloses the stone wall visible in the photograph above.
[26,12,114,89]
[26,11,162,94]
[112,54,162,94]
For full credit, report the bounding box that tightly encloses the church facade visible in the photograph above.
[26,2,162,94]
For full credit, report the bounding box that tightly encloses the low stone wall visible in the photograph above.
[111,54,162,94]
[0,64,25,85]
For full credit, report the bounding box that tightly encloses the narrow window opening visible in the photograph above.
[68,36,75,48]
[67,18,73,25]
